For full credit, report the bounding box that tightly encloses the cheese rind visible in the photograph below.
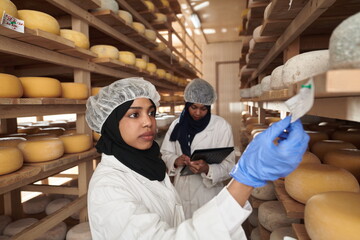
[3,218,38,236]
[60,29,90,49]
[0,147,23,175]
[17,10,60,35]
[146,63,157,73]
[310,139,356,162]
[153,13,167,24]
[118,10,133,25]
[144,29,157,42]
[61,83,89,100]
[22,194,51,214]
[66,222,92,240]
[91,0,119,13]
[132,22,145,34]
[0,137,26,147]
[0,0,17,18]
[118,51,136,65]
[0,215,12,235]
[59,134,92,153]
[90,45,119,59]
[135,58,147,70]
[17,138,64,163]
[0,73,23,98]
[19,77,62,98]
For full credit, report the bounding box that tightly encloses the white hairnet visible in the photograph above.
[184,78,217,105]
[86,77,160,133]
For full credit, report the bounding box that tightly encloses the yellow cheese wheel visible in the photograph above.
[0,137,26,147]
[19,77,62,98]
[310,140,357,162]
[165,72,173,81]
[91,87,102,96]
[154,13,167,24]
[156,68,166,78]
[144,29,157,42]
[331,130,360,148]
[284,163,360,204]
[59,134,92,153]
[155,42,166,51]
[323,149,360,182]
[305,191,360,240]
[144,1,155,12]
[132,22,145,34]
[0,73,23,98]
[300,151,321,165]
[93,131,101,142]
[306,131,329,149]
[0,147,23,175]
[146,63,157,73]
[118,10,133,25]
[119,51,136,65]
[60,29,90,49]
[18,138,65,163]
[0,0,17,18]
[39,127,66,136]
[17,10,60,35]
[160,0,169,7]
[135,58,147,70]
[61,83,89,100]
[90,45,119,59]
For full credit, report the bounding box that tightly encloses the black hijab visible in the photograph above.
[169,102,211,156]
[95,100,166,181]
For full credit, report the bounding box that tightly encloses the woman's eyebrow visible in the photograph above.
[129,105,155,110]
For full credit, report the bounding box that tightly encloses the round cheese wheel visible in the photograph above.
[66,222,91,240]
[284,163,360,204]
[269,226,296,240]
[146,63,157,73]
[25,133,57,140]
[300,151,321,165]
[310,140,357,162]
[0,147,23,175]
[270,65,284,90]
[0,215,12,235]
[49,121,69,129]
[144,1,155,12]
[250,227,261,240]
[61,83,89,100]
[93,131,101,142]
[165,72,173,81]
[135,58,147,70]
[248,208,258,227]
[0,73,23,98]
[36,222,67,240]
[132,22,145,34]
[323,149,360,182]
[59,134,92,153]
[155,42,166,51]
[0,137,26,147]
[90,45,119,59]
[144,29,157,42]
[60,29,90,49]
[0,0,17,19]
[240,88,251,99]
[331,130,360,148]
[264,2,272,20]
[91,87,102,96]
[118,51,136,65]
[17,10,60,35]
[253,25,262,40]
[45,198,71,215]
[306,131,329,149]
[3,218,38,236]
[160,0,170,8]
[19,77,61,98]
[305,191,360,240]
[260,75,271,92]
[258,201,300,232]
[22,194,51,214]
[251,181,276,201]
[118,10,132,25]
[156,69,166,78]
[91,0,119,13]
[39,127,66,136]
[18,138,64,163]
[154,13,167,24]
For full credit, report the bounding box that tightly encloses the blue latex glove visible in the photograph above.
[230,116,309,188]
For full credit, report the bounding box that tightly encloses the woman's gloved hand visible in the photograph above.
[230,116,309,188]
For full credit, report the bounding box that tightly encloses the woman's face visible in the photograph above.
[188,103,208,121]
[119,98,157,150]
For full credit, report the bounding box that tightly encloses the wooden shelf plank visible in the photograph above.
[58,47,98,59]
[91,57,140,74]
[0,98,87,105]
[70,0,101,9]
[292,223,311,240]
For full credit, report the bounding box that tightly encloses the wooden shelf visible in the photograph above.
[292,223,311,240]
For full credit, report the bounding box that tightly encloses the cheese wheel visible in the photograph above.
[323,149,360,182]
[300,151,321,165]
[155,42,166,51]
[0,147,23,175]
[60,29,90,49]
[3,218,38,236]
[240,88,251,99]
[132,22,145,34]
[304,191,360,240]
[91,0,119,13]
[250,227,261,240]
[144,29,157,42]
[306,131,329,149]
[19,77,61,98]
[61,82,89,100]
[59,134,92,153]
[90,45,119,59]
[144,1,155,12]
[331,130,360,148]
[284,163,360,204]
[118,10,133,25]
[0,215,11,235]
[39,127,66,136]
[22,194,51,214]
[0,137,26,147]
[258,201,300,231]
[17,10,60,35]
[282,50,329,87]
[45,198,71,215]
[329,12,360,69]
[156,69,166,78]
[0,0,17,18]
[0,73,23,98]
[93,131,101,142]
[66,222,92,240]
[25,133,57,140]
[18,138,64,163]
[135,58,147,70]
[36,222,67,240]
[118,51,136,65]
[250,84,262,98]
[91,87,102,96]
[160,0,170,8]
[146,63,157,73]
[269,226,296,240]
[248,208,258,227]
[263,2,272,20]
[260,75,271,92]
[49,120,69,129]
[153,13,167,24]
[165,72,173,81]
[253,25,262,40]
[251,181,276,201]
[310,140,357,162]
[270,65,284,90]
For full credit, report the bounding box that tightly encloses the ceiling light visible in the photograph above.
[193,1,209,11]
[190,13,201,29]
[203,28,216,34]
[221,28,227,33]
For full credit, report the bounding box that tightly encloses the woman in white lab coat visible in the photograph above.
[85,77,309,240]
[160,78,235,219]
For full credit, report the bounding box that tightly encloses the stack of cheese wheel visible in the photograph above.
[118,10,132,25]
[153,13,167,24]
[165,72,173,81]
[331,130,360,148]
[45,198,72,215]
[323,149,360,182]
[310,139,356,162]
[0,73,23,98]
[155,42,167,51]
[0,147,23,175]
[60,29,90,49]
[144,1,155,12]
[144,29,157,42]
[156,69,166,78]
[0,0,17,18]
[146,63,157,73]
[22,194,51,215]
[119,51,136,65]
[19,77,62,98]
[135,58,147,70]
[0,137,26,147]
[90,45,119,59]
[284,163,360,204]
[0,215,12,235]
[66,222,92,240]
[161,0,170,8]
[18,138,64,163]
[132,22,145,34]
[3,218,39,237]
[59,134,92,153]
[17,10,60,35]
[61,83,89,100]
[91,0,119,13]
[251,181,277,201]
[304,191,360,240]
[306,131,329,149]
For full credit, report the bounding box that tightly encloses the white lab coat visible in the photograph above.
[88,154,251,240]
[160,114,236,219]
